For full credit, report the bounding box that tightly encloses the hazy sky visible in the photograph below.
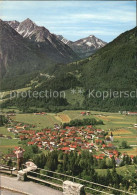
[0,1,136,42]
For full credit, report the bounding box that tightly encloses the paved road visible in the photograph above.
[0,188,22,195]
[0,175,63,195]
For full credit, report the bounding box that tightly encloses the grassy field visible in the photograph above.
[1,110,137,154]
[0,87,31,99]
[0,127,14,138]
[61,110,137,145]
[96,165,136,177]
[119,148,137,156]
[8,110,137,139]
[0,107,21,113]
[0,127,16,153]
[0,138,19,153]
[11,113,59,129]
[64,88,84,106]
[55,113,71,123]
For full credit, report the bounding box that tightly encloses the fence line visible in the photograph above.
[2,163,135,195]
[85,187,114,195]
[36,168,136,195]
[29,170,63,182]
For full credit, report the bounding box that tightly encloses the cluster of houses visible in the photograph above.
[7,123,35,135]
[6,113,16,117]
[34,112,47,115]
[80,111,91,116]
[7,119,120,160]
[121,111,137,115]
[4,116,136,166]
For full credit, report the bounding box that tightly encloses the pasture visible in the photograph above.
[11,113,59,129]
[60,110,137,148]
[0,127,14,137]
[96,165,136,177]
[10,110,137,144]
[0,138,19,153]
[1,110,136,154]
[0,87,30,99]
[64,88,84,106]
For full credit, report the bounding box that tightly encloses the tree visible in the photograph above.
[0,115,7,126]
[121,141,129,149]
[99,158,107,169]
[106,169,112,185]
[112,167,120,188]
[39,153,46,168]
[63,154,68,172]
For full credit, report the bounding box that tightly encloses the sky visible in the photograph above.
[0,1,136,42]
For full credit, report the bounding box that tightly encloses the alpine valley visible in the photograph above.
[1,0,137,194]
[0,18,137,112]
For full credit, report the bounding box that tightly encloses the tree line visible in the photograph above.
[63,118,103,128]
[21,146,137,194]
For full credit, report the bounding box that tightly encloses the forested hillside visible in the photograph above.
[2,27,137,112]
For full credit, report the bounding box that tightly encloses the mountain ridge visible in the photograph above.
[5,19,79,63]
[7,18,106,59]
[57,34,106,58]
[0,19,55,78]
[0,19,79,78]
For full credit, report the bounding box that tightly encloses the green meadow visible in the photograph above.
[96,165,136,177]
[11,113,59,130]
[0,110,136,154]
[0,138,19,153]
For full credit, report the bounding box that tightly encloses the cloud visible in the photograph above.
[0,1,136,42]
[69,10,135,23]
[54,29,122,37]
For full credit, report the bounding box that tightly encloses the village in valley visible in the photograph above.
[0,109,137,194]
[0,1,137,194]
[1,110,137,167]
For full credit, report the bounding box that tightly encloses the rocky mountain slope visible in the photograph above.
[6,18,79,64]
[7,19,106,59]
[0,19,55,78]
[57,34,106,58]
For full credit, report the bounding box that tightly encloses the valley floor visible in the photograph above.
[0,109,136,155]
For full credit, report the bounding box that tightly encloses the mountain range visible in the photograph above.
[0,19,51,78]
[0,18,107,78]
[6,18,106,59]
[6,18,79,62]
[0,18,79,78]
[1,18,137,112]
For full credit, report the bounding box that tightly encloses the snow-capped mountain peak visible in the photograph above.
[57,34,107,58]
[6,18,79,63]
[6,18,106,59]
[6,20,20,31]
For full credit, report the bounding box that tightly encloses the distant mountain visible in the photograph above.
[7,18,106,60]
[57,34,106,58]
[0,19,54,78]
[73,26,137,111]
[6,18,79,63]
